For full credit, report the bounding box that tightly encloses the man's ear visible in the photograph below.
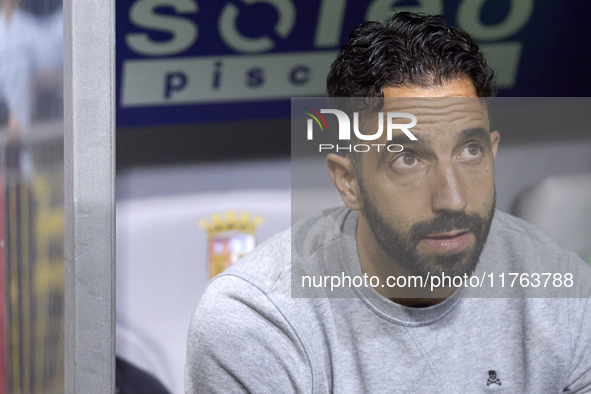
[490,131,500,158]
[326,153,363,211]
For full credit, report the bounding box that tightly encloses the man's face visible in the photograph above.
[356,79,499,278]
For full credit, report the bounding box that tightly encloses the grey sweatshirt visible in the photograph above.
[185,208,591,393]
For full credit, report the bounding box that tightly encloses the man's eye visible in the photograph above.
[403,154,415,165]
[458,143,482,160]
[393,153,421,169]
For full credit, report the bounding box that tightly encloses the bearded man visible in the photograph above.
[185,12,591,393]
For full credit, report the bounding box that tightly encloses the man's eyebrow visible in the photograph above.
[378,127,489,165]
[457,127,490,145]
[391,132,433,147]
[378,132,432,165]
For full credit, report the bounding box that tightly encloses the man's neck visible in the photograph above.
[356,211,456,307]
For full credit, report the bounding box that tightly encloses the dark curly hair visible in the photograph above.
[327,12,497,101]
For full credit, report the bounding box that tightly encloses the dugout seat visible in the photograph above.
[512,173,591,263]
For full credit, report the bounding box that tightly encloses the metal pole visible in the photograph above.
[63,0,116,391]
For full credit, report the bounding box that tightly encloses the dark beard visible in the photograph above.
[360,187,496,279]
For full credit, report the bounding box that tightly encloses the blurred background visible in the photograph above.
[0,0,64,392]
[116,1,591,393]
[0,0,590,393]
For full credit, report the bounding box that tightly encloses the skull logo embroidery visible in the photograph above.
[486,370,501,386]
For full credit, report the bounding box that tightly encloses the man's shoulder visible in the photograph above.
[222,206,349,293]
[491,210,565,247]
[491,210,575,254]
[485,211,591,280]
[185,210,348,392]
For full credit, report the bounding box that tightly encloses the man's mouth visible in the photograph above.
[423,231,471,251]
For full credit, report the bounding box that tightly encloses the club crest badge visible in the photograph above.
[200,212,263,278]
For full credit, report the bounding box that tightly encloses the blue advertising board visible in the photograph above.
[116,0,591,127]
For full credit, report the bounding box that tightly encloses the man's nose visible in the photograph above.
[431,162,467,214]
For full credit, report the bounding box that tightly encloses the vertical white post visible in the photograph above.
[63,0,116,392]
